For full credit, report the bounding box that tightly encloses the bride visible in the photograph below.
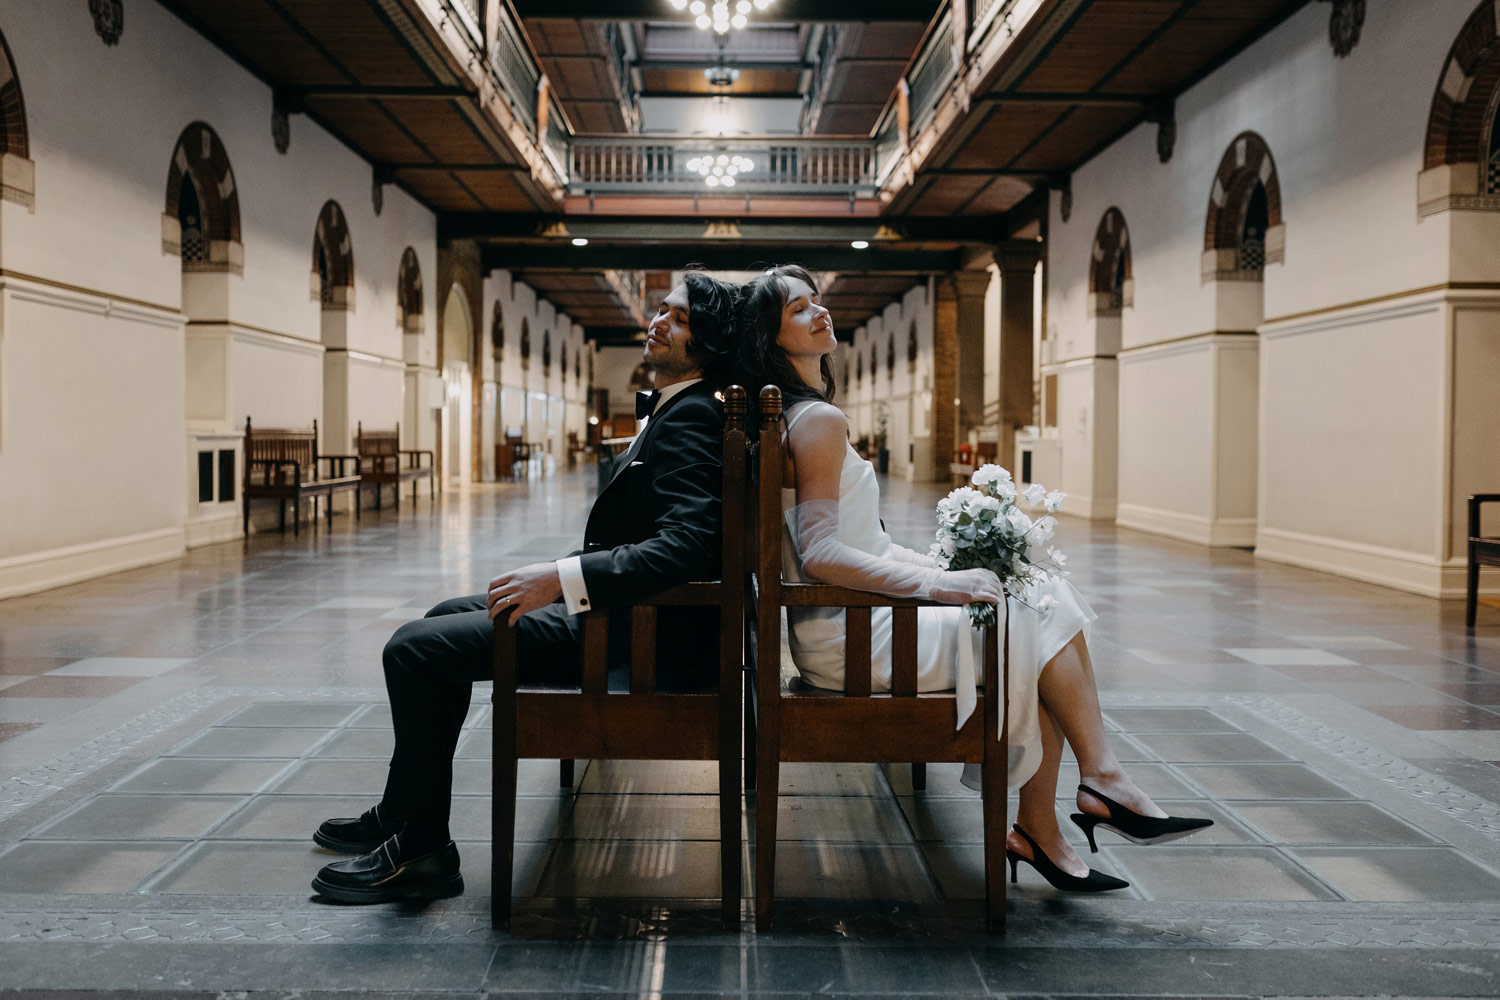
[735,264,1212,891]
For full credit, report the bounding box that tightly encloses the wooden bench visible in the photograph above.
[1468,493,1500,627]
[746,385,1010,932]
[355,422,434,511]
[490,385,749,929]
[242,417,361,536]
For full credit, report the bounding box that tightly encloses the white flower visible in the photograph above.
[1022,483,1047,506]
[972,464,1012,490]
[1037,594,1058,614]
[1047,547,1067,567]
[1044,490,1065,513]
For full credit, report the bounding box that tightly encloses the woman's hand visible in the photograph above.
[931,568,1002,606]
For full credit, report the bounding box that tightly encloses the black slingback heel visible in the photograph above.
[1069,783,1214,852]
[1006,824,1130,893]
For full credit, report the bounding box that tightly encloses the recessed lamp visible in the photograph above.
[571,237,589,247]
[850,240,870,250]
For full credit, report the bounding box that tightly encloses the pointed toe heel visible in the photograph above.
[1072,784,1215,847]
[1007,825,1129,893]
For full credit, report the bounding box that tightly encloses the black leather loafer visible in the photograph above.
[311,835,464,904]
[313,804,402,854]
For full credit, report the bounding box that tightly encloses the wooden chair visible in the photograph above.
[745,385,1010,932]
[1468,494,1500,627]
[242,417,361,536]
[490,386,749,929]
[355,422,434,511]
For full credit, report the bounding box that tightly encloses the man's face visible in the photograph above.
[645,284,698,380]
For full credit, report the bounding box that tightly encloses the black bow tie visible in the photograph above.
[635,390,661,420]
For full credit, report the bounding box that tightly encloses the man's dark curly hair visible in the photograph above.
[680,268,740,387]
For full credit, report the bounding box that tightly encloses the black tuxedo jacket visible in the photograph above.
[574,380,724,690]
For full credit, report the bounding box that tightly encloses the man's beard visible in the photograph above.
[647,350,695,381]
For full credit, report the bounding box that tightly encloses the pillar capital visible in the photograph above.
[994,245,1042,274]
[938,268,994,301]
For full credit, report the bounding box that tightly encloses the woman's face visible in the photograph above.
[773,275,836,362]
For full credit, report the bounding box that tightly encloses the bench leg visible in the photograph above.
[279,499,287,534]
[1468,550,1480,628]
[355,487,361,521]
[720,739,742,930]
[558,759,574,788]
[326,493,334,528]
[753,750,779,931]
[493,752,518,930]
[375,482,383,512]
[294,497,301,536]
[743,670,757,793]
[911,763,927,792]
[242,494,250,540]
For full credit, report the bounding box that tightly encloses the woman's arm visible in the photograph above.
[785,404,998,605]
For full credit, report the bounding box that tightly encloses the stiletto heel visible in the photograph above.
[1070,813,1100,853]
[1070,784,1214,848]
[1006,824,1129,893]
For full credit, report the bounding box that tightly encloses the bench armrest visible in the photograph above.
[402,449,434,469]
[778,581,942,609]
[247,457,301,486]
[1470,494,1500,539]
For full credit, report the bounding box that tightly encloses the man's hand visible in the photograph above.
[487,562,563,626]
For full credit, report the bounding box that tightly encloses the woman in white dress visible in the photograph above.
[737,265,1211,892]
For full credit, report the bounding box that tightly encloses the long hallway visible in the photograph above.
[3,471,1500,995]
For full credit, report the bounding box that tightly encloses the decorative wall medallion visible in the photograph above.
[372,174,385,216]
[1328,0,1364,58]
[271,107,290,155]
[89,0,123,46]
[1053,175,1073,223]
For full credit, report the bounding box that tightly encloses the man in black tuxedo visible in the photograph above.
[309,272,739,903]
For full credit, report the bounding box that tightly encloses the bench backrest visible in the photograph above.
[355,423,401,458]
[751,385,927,700]
[244,417,318,481]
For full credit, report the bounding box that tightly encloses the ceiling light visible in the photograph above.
[689,0,706,12]
[675,0,769,34]
[695,13,711,29]
[671,0,687,7]
[851,240,869,250]
[571,237,589,246]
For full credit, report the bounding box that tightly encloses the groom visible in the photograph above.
[309,271,740,903]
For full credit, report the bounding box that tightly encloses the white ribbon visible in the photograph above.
[954,613,979,732]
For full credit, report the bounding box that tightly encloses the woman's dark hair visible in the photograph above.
[681,268,739,386]
[735,264,836,408]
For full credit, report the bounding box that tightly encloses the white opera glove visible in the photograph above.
[889,542,941,569]
[786,500,999,606]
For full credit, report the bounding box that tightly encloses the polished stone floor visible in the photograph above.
[3,465,1500,998]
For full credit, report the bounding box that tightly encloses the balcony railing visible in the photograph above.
[569,136,881,196]
[907,7,956,136]
[490,8,543,133]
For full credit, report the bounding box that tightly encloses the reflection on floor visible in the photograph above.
[3,468,1500,997]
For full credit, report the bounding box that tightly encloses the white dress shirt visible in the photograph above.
[556,378,702,615]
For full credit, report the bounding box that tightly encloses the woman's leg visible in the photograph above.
[1007,702,1092,878]
[1036,632,1168,820]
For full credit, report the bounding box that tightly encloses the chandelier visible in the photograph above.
[669,0,774,34]
[686,153,754,188]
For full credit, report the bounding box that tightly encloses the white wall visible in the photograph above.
[847,281,934,479]
[1042,0,1500,596]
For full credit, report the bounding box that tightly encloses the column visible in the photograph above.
[995,249,1039,473]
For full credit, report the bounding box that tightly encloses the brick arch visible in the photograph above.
[397,247,422,334]
[1089,207,1133,315]
[1420,1,1500,212]
[312,201,354,310]
[163,122,242,272]
[1203,132,1284,276]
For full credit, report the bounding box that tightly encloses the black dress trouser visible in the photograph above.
[378,594,582,828]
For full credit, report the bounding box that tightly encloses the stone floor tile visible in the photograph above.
[1131,732,1293,763]
[0,655,73,675]
[1283,634,1410,650]
[579,759,721,795]
[745,943,987,995]
[149,841,351,894]
[218,701,366,728]
[536,839,731,899]
[313,727,395,758]
[774,793,911,843]
[1227,648,1360,666]
[1231,801,1439,845]
[47,657,193,676]
[0,675,142,698]
[1109,845,1338,901]
[0,720,41,742]
[1291,847,1500,901]
[33,794,246,840]
[483,942,745,995]
[561,793,726,841]
[919,839,1144,900]
[1424,730,1500,758]
[262,758,390,795]
[1364,704,1500,730]
[772,841,939,900]
[1173,763,1355,800]
[112,757,292,795]
[1102,707,1239,732]
[168,726,330,758]
[777,762,890,796]
[0,840,184,892]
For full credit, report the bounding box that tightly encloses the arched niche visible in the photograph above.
[163,123,242,274]
[628,362,654,392]
[1420,1,1500,214]
[1089,207,1133,317]
[312,200,354,311]
[397,247,422,334]
[0,30,33,209]
[1202,132,1284,281]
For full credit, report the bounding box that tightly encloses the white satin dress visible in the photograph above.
[779,402,1097,789]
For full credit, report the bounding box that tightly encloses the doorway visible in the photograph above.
[441,286,474,488]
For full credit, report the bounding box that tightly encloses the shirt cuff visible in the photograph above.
[556,556,592,615]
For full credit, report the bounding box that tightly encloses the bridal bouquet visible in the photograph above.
[929,465,1068,627]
